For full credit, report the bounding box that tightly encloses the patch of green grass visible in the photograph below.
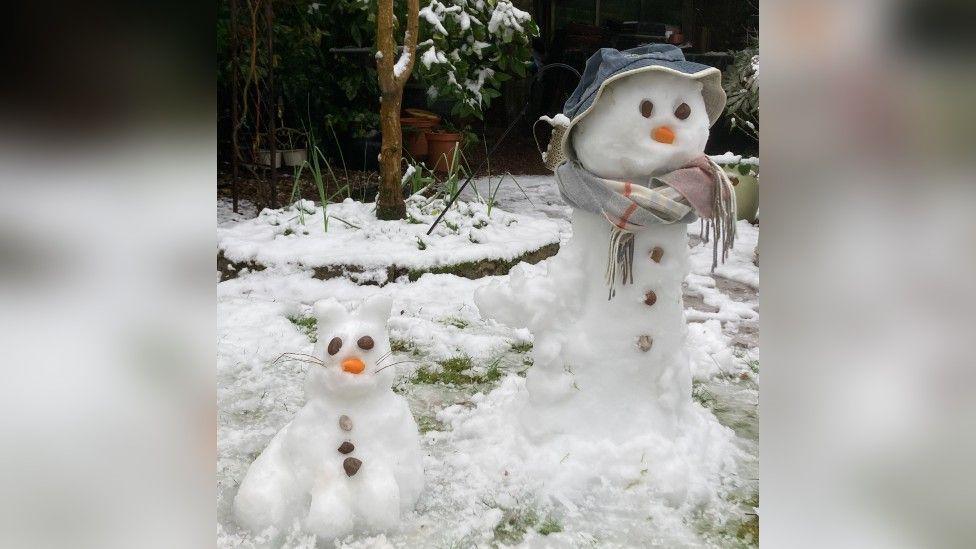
[484,358,503,383]
[390,337,424,357]
[440,316,469,329]
[702,493,759,547]
[537,517,562,536]
[692,382,715,409]
[417,415,445,433]
[492,507,539,545]
[510,340,533,353]
[411,355,502,386]
[747,359,759,373]
[736,514,759,545]
[287,315,318,343]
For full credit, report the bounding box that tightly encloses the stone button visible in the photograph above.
[343,457,363,477]
[643,291,657,306]
[338,415,353,431]
[637,335,653,352]
[337,441,355,454]
[650,246,664,263]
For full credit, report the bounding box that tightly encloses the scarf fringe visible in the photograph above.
[597,158,736,299]
[605,227,635,300]
[705,157,737,272]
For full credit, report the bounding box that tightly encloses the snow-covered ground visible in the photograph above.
[217,174,759,547]
[218,197,561,286]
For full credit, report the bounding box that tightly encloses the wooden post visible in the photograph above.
[230,0,240,213]
[265,0,277,208]
[682,0,698,50]
[375,0,419,220]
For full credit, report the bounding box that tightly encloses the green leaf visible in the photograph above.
[513,61,526,77]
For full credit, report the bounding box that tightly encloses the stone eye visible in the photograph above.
[674,102,691,120]
[328,337,342,355]
[357,336,374,350]
[639,99,653,118]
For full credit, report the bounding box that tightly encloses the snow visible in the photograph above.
[392,33,412,79]
[218,171,758,544]
[218,197,258,228]
[400,164,416,185]
[538,113,570,128]
[420,45,447,69]
[419,2,448,35]
[487,1,532,41]
[470,39,490,56]
[217,196,560,283]
[709,151,759,167]
[464,68,494,104]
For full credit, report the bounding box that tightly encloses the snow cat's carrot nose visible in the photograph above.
[341,357,365,374]
[652,126,676,144]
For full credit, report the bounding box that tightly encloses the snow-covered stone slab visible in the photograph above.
[217,197,560,285]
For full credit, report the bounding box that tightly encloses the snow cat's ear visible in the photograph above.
[357,294,393,325]
[313,298,347,331]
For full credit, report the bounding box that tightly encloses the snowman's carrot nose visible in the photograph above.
[652,126,676,144]
[341,357,365,374]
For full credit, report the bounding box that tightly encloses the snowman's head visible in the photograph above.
[306,295,395,400]
[571,71,711,179]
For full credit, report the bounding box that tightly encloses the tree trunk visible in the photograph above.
[377,92,406,219]
[375,0,419,221]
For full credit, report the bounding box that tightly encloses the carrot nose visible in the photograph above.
[341,357,365,374]
[652,126,676,144]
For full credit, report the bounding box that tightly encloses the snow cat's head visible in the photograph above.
[307,295,395,399]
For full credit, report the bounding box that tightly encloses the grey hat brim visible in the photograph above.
[560,64,726,160]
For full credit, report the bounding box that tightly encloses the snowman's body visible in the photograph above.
[478,71,715,441]
[234,297,423,540]
[517,211,692,440]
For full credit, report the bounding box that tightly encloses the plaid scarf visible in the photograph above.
[555,156,736,299]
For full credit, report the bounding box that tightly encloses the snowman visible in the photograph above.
[477,44,735,442]
[234,295,424,540]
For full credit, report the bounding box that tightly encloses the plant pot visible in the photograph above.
[404,108,441,124]
[425,131,462,173]
[281,148,307,167]
[256,149,282,168]
[723,169,759,222]
[401,117,439,160]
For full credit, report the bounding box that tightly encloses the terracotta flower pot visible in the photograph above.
[404,108,441,124]
[401,117,439,160]
[425,131,462,173]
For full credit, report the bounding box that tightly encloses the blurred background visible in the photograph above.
[1,0,975,547]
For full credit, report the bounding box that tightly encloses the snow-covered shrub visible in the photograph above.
[414,0,539,120]
[724,34,758,142]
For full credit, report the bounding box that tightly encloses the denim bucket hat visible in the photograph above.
[559,44,726,158]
